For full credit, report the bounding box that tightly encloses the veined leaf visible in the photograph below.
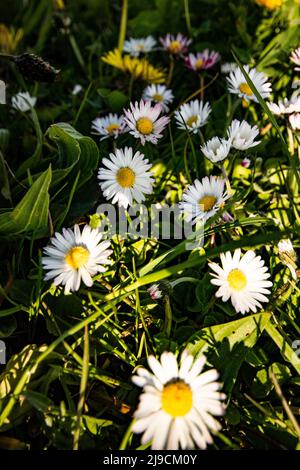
[186,313,271,394]
[0,165,52,239]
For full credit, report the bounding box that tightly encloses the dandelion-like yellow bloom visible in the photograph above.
[255,0,283,9]
[101,49,166,84]
[0,24,23,54]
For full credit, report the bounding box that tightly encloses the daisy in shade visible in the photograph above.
[290,47,300,71]
[42,224,112,294]
[97,147,154,208]
[132,350,226,450]
[226,65,272,103]
[123,100,170,145]
[209,249,273,314]
[179,176,229,225]
[123,36,156,57]
[142,84,174,112]
[175,99,211,134]
[160,33,192,56]
[185,50,220,72]
[201,137,231,163]
[221,62,238,74]
[11,91,36,112]
[227,119,261,150]
[91,113,127,141]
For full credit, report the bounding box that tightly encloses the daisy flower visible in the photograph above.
[102,49,166,84]
[91,113,127,141]
[142,84,174,112]
[123,36,156,57]
[267,98,293,116]
[97,147,154,208]
[179,176,229,225]
[148,284,163,300]
[209,249,273,314]
[132,350,226,450]
[123,100,170,145]
[289,113,300,131]
[11,91,36,112]
[174,99,211,133]
[290,47,300,71]
[42,224,112,294]
[201,137,231,163]
[221,62,238,74]
[226,65,272,103]
[185,50,220,72]
[160,33,192,56]
[267,95,300,116]
[227,119,261,150]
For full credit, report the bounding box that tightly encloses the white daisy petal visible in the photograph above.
[132,351,226,450]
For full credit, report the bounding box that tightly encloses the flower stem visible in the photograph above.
[163,295,172,337]
[118,0,128,53]
[221,162,232,195]
[167,56,175,86]
[183,0,192,36]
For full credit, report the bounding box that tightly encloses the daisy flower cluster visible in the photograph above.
[38,23,300,453]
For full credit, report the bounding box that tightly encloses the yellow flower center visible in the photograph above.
[116,167,136,188]
[239,82,253,96]
[136,117,154,135]
[152,93,163,102]
[161,381,193,417]
[169,40,181,54]
[227,268,247,291]
[198,195,217,212]
[195,58,204,70]
[65,246,89,270]
[186,115,198,127]
[106,123,120,134]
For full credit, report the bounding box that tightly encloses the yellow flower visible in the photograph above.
[255,0,283,9]
[0,24,23,54]
[52,0,65,10]
[101,49,166,84]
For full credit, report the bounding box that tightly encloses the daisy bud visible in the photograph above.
[278,239,297,280]
[241,157,251,168]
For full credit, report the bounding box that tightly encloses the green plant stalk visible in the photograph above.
[0,309,114,428]
[265,320,300,374]
[73,82,93,127]
[73,325,90,450]
[119,419,134,450]
[270,371,300,439]
[183,0,192,36]
[163,295,172,337]
[118,0,128,53]
[167,56,175,86]
[68,33,86,73]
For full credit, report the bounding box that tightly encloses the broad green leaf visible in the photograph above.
[22,390,54,412]
[47,122,99,188]
[83,415,113,434]
[0,165,51,239]
[187,313,271,393]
